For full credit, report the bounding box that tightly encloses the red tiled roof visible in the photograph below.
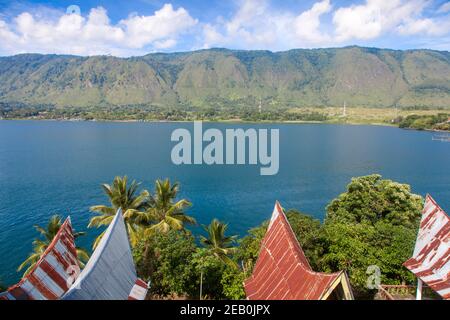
[404,195,450,300]
[244,202,343,300]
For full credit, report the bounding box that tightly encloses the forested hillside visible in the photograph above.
[1,46,449,109]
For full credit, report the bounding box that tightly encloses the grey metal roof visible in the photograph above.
[62,209,138,300]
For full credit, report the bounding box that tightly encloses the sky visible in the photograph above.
[0,0,449,56]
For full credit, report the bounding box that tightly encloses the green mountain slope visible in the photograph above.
[1,46,449,109]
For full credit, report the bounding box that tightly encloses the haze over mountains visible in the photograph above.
[0,46,449,109]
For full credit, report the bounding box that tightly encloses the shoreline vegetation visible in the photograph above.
[3,174,426,300]
[0,105,448,131]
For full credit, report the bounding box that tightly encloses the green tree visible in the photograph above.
[220,267,246,300]
[198,219,242,300]
[134,230,198,298]
[326,174,422,228]
[191,248,228,300]
[18,215,89,276]
[89,176,149,248]
[236,223,267,274]
[144,179,196,234]
[320,174,423,297]
[134,228,243,300]
[319,221,418,298]
[200,219,238,268]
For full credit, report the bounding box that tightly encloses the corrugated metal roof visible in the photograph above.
[0,217,78,300]
[128,278,149,300]
[404,195,450,300]
[62,209,144,300]
[245,202,350,300]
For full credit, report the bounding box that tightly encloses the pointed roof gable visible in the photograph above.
[245,202,351,300]
[404,195,450,300]
[62,209,142,300]
[0,217,78,300]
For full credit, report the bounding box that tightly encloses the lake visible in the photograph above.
[0,120,449,285]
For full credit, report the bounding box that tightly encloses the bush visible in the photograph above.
[134,230,198,298]
[326,174,422,229]
[321,174,423,297]
[399,113,449,130]
[190,248,228,300]
[220,267,246,300]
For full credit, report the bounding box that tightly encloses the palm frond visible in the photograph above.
[89,205,116,215]
[17,252,41,273]
[92,230,106,250]
[88,214,115,228]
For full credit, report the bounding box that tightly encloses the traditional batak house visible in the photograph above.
[404,195,450,300]
[0,209,148,300]
[0,217,78,300]
[245,202,354,300]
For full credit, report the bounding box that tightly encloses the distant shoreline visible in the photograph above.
[3,117,450,133]
[2,105,448,131]
[0,117,393,125]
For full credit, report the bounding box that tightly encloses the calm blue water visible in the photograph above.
[0,121,449,285]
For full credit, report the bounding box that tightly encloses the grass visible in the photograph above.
[287,107,448,125]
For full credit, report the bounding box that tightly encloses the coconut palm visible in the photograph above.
[89,176,149,248]
[200,219,238,268]
[18,215,89,277]
[143,179,196,234]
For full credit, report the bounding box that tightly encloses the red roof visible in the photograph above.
[244,202,344,300]
[0,217,79,300]
[404,195,450,300]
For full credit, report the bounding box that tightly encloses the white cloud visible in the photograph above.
[201,0,450,50]
[120,4,197,49]
[0,4,197,56]
[332,0,430,41]
[201,0,334,50]
[0,1,449,55]
[397,18,444,36]
[293,0,332,44]
[203,0,284,49]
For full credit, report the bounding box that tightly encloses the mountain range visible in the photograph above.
[0,46,449,109]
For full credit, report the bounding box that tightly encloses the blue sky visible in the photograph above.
[0,0,449,56]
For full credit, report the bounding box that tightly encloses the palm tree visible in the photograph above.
[89,176,149,248]
[143,179,196,234]
[200,219,238,268]
[18,215,89,277]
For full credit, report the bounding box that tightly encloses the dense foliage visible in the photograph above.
[398,113,449,130]
[134,230,198,298]
[325,174,422,228]
[320,175,422,297]
[0,103,329,122]
[133,230,244,300]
